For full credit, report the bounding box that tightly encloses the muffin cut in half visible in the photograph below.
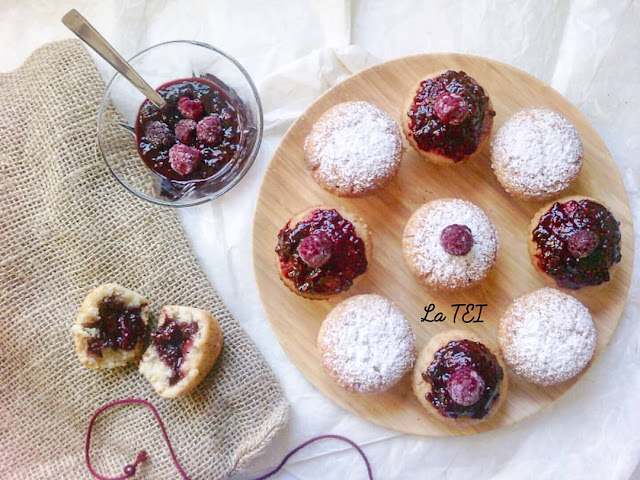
[140,305,223,398]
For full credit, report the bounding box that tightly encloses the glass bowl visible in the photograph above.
[98,40,262,207]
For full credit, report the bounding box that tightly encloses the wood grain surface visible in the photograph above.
[252,53,634,436]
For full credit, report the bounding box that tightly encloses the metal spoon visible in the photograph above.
[62,9,166,109]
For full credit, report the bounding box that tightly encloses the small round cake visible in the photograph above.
[491,108,583,200]
[275,206,372,300]
[72,283,150,369]
[304,101,403,197]
[403,199,499,290]
[412,330,508,424]
[403,70,495,165]
[140,305,223,398]
[498,288,596,386]
[529,195,622,289]
[318,294,416,393]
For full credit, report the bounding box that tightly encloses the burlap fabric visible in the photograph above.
[0,40,288,479]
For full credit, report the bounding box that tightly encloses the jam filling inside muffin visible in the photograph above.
[407,70,495,161]
[135,77,243,182]
[440,224,474,256]
[276,209,368,296]
[152,317,199,386]
[532,199,621,289]
[85,296,147,358]
[422,339,503,419]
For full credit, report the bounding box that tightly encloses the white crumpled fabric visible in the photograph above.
[2,0,638,479]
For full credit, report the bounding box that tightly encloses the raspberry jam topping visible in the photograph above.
[135,77,243,182]
[85,296,147,358]
[447,367,485,406]
[297,232,333,268]
[440,224,474,256]
[276,209,368,296]
[532,199,621,289]
[152,317,199,386]
[423,339,503,419]
[407,70,495,161]
[434,92,469,126]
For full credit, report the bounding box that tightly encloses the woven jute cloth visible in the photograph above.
[0,39,288,479]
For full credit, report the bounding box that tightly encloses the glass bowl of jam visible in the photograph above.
[98,40,262,206]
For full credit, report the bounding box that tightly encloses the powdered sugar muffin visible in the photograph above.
[140,305,223,398]
[275,205,372,300]
[498,288,596,386]
[403,70,495,165]
[304,101,403,197]
[491,108,583,200]
[317,294,416,393]
[403,199,499,290]
[72,283,150,369]
[412,330,508,425]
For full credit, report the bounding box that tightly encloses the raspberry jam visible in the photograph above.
[422,339,503,419]
[135,77,243,182]
[532,199,621,289]
[407,70,495,161]
[85,296,147,357]
[152,317,199,386]
[275,209,368,296]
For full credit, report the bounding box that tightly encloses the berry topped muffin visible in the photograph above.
[403,70,495,165]
[275,206,372,300]
[529,196,621,289]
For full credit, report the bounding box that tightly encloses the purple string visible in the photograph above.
[253,434,373,480]
[85,398,190,480]
[86,399,372,480]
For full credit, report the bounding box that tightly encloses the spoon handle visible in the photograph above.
[62,9,166,108]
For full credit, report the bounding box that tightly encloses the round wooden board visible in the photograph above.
[252,53,634,436]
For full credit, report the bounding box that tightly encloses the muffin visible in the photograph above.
[403,198,499,290]
[139,305,223,398]
[529,195,621,289]
[403,70,495,165]
[275,205,372,300]
[317,294,416,393]
[304,101,403,197]
[72,283,150,369]
[491,108,583,200]
[498,288,596,386]
[412,330,508,425]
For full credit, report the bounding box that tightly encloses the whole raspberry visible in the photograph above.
[568,230,600,259]
[434,91,469,125]
[175,119,197,144]
[169,144,202,176]
[196,115,223,146]
[144,121,174,147]
[297,232,333,268]
[447,367,485,406]
[440,224,474,256]
[177,96,204,120]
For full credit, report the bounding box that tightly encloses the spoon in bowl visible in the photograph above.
[62,9,166,109]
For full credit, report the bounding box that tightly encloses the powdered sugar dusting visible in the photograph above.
[318,294,417,393]
[305,101,403,195]
[499,288,596,386]
[491,108,583,199]
[403,199,499,289]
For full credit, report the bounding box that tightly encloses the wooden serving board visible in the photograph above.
[252,53,634,436]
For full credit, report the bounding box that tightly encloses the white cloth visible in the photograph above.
[1,1,639,479]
